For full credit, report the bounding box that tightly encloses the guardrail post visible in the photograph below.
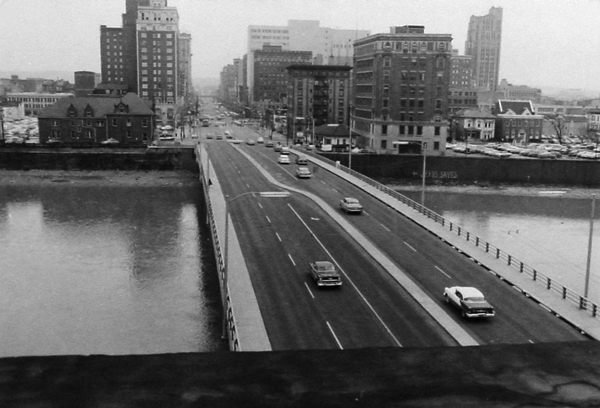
[508,255,512,266]
[476,237,479,247]
[496,248,500,259]
[466,232,470,241]
[547,278,552,290]
[457,227,461,236]
[533,270,537,281]
[593,304,597,317]
[449,222,453,232]
[580,297,587,310]
[520,262,524,273]
[486,242,489,252]
[563,287,567,299]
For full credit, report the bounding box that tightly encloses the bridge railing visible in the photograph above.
[308,151,600,320]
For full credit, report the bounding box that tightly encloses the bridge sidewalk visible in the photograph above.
[297,149,600,341]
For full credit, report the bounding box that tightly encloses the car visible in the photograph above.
[246,139,256,145]
[257,137,264,144]
[278,155,290,164]
[191,133,198,139]
[101,138,119,145]
[274,143,283,152]
[159,135,175,141]
[296,155,308,165]
[231,139,242,144]
[224,130,231,137]
[308,261,342,287]
[339,197,363,214]
[265,140,274,147]
[280,146,290,155]
[295,167,312,178]
[443,286,495,318]
[206,133,214,139]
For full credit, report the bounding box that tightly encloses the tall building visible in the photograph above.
[100,0,192,125]
[285,65,352,141]
[352,25,452,155]
[246,20,370,105]
[448,49,478,115]
[465,7,503,92]
[252,45,312,111]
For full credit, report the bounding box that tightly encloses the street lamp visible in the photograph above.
[584,194,596,301]
[222,190,290,340]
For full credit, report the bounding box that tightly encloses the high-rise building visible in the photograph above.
[285,64,352,142]
[448,49,478,115]
[100,0,192,124]
[246,20,370,105]
[465,7,503,92]
[352,25,452,155]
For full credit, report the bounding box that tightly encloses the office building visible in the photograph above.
[285,65,352,142]
[465,7,503,91]
[246,20,370,105]
[352,25,452,155]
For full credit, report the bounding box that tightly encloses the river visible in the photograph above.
[0,179,225,357]
[397,188,600,304]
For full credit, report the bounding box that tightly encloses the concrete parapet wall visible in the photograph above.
[0,147,198,172]
[325,153,600,186]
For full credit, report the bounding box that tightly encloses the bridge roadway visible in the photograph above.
[201,121,593,350]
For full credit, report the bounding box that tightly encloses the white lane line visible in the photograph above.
[528,339,534,344]
[258,202,263,209]
[435,266,452,279]
[288,203,403,347]
[326,321,344,350]
[379,222,391,232]
[246,183,251,188]
[363,210,370,216]
[404,242,417,252]
[276,232,282,242]
[331,188,339,193]
[265,216,271,223]
[288,254,296,266]
[304,282,315,299]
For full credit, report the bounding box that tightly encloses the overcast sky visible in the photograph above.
[1,0,599,92]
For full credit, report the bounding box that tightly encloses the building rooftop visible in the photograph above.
[38,93,153,118]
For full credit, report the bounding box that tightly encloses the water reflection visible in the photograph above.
[0,183,224,357]
[398,189,600,303]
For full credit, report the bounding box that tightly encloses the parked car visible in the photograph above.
[265,140,274,147]
[246,139,256,145]
[280,146,290,155]
[443,286,495,318]
[308,261,342,287]
[257,137,264,144]
[340,197,363,214]
[278,155,290,164]
[295,167,312,178]
[206,133,214,139]
[274,143,283,152]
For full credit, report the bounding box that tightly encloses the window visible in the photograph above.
[126,130,132,138]
[112,119,117,127]
[399,125,405,135]
[381,140,387,149]
[434,126,441,136]
[382,125,388,135]
[417,126,423,136]
[126,119,132,127]
[96,120,104,127]
[142,119,148,128]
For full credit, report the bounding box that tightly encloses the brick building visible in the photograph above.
[285,65,352,143]
[494,100,543,143]
[352,25,452,155]
[38,93,154,146]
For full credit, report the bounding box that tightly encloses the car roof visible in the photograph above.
[344,197,359,202]
[313,261,334,270]
[454,287,484,297]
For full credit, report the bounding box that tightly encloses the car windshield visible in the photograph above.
[464,297,485,302]
[346,198,359,204]
[315,262,334,271]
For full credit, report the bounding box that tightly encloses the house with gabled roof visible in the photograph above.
[452,108,496,141]
[493,99,544,143]
[38,93,154,146]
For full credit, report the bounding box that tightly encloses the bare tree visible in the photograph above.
[545,114,564,144]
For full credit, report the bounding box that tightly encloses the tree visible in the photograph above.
[545,114,565,144]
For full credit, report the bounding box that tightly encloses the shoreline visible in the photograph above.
[0,169,199,187]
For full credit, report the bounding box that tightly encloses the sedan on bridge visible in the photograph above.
[340,197,363,214]
[278,155,290,164]
[309,261,342,287]
[443,286,495,318]
[295,167,312,178]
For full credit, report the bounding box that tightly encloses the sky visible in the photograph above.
[1,0,600,93]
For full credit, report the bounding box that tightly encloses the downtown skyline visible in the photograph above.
[1,0,600,93]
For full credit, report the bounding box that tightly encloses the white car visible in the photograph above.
[257,137,264,144]
[278,155,290,164]
[443,286,495,318]
[295,167,312,178]
[339,197,363,214]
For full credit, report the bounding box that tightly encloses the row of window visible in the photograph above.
[381,40,450,52]
[49,129,149,140]
[380,124,442,136]
[140,32,173,39]
[51,119,148,127]
[140,47,174,53]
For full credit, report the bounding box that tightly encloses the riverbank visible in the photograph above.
[385,180,600,199]
[0,169,199,187]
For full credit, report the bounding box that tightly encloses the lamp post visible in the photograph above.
[222,190,290,340]
[421,141,427,206]
[584,194,596,300]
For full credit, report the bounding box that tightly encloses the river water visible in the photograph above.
[0,181,224,357]
[397,188,600,304]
